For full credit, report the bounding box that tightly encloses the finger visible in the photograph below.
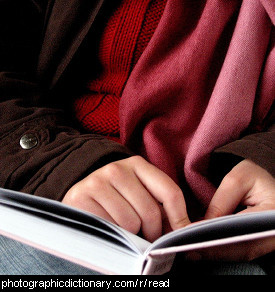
[205,168,253,219]
[131,157,191,230]
[84,178,143,235]
[160,204,173,234]
[110,170,163,242]
[63,194,116,224]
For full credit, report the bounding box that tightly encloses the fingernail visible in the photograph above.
[185,251,202,261]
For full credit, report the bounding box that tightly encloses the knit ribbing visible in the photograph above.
[73,0,167,139]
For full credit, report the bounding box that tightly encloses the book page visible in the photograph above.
[0,188,150,254]
[147,210,275,253]
[149,229,275,257]
[0,204,146,275]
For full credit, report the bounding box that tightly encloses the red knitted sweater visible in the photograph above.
[73,0,166,140]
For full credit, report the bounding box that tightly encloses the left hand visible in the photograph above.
[196,159,275,262]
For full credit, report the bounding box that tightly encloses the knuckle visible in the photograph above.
[128,155,145,165]
[222,171,245,189]
[85,175,104,190]
[121,217,141,235]
[101,162,125,179]
[143,205,162,223]
[167,187,184,203]
[172,215,190,229]
[207,204,224,218]
[64,185,82,204]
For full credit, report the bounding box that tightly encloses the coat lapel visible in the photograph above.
[37,0,105,88]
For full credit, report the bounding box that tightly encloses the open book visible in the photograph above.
[0,188,275,275]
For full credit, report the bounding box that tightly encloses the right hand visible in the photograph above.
[62,156,190,242]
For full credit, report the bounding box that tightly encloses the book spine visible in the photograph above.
[142,253,176,275]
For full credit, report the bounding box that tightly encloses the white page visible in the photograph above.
[149,229,275,257]
[0,188,151,254]
[146,210,275,253]
[0,204,145,275]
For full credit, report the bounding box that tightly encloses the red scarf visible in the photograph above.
[120,0,275,210]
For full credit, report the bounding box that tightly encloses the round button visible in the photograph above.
[20,133,38,150]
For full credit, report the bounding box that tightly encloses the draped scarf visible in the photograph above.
[119,0,275,211]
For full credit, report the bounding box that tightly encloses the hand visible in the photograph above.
[199,159,275,262]
[206,159,275,217]
[62,156,190,242]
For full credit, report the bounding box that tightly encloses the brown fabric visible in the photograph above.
[0,0,274,204]
[212,124,275,180]
[0,0,133,200]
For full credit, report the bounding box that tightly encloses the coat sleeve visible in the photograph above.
[0,0,132,201]
[209,123,275,186]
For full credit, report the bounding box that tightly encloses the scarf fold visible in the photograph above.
[120,0,275,210]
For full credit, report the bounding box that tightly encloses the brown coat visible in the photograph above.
[0,0,274,202]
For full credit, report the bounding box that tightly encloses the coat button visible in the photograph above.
[20,133,38,150]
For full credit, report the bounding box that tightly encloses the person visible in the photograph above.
[0,0,274,275]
